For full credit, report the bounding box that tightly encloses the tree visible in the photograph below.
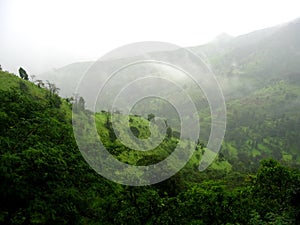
[19,67,29,80]
[147,113,155,121]
[35,80,45,88]
[166,126,172,138]
[130,126,140,138]
[0,86,109,224]
[172,130,180,139]
[252,159,300,222]
[78,96,85,111]
[30,74,36,82]
[46,80,59,95]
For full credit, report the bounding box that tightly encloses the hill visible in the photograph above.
[34,18,300,169]
[0,70,109,224]
[38,18,300,99]
[1,70,300,224]
[193,18,300,97]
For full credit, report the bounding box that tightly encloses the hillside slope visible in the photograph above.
[34,18,300,170]
[193,18,300,97]
[1,68,300,224]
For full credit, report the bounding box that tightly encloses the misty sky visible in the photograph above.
[0,0,300,75]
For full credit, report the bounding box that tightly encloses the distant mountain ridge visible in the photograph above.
[38,17,300,100]
[37,17,300,168]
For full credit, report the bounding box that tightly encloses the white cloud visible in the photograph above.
[0,0,299,74]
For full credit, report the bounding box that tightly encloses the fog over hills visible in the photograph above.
[2,9,300,223]
[38,18,300,103]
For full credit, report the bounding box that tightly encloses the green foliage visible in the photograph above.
[73,96,85,112]
[166,126,172,138]
[221,80,300,172]
[251,159,300,222]
[0,72,113,224]
[147,113,155,121]
[130,126,140,137]
[1,71,300,224]
[18,67,28,80]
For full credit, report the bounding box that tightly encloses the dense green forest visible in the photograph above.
[1,67,300,225]
[1,18,300,225]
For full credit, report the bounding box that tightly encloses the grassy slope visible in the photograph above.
[94,112,232,174]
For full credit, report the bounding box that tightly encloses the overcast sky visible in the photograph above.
[0,0,300,74]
